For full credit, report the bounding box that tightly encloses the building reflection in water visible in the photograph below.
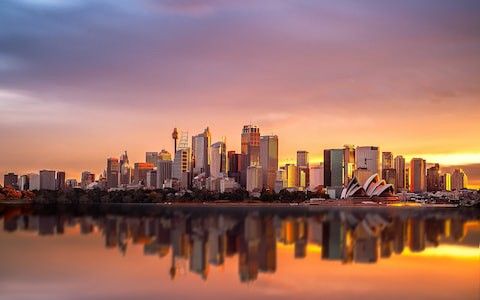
[0,207,475,283]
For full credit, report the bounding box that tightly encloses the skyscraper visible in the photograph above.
[246,165,263,192]
[146,152,159,165]
[192,127,211,176]
[323,149,331,187]
[119,151,131,185]
[210,140,226,178]
[296,151,309,168]
[296,150,309,189]
[81,171,95,189]
[410,158,426,193]
[157,150,172,189]
[28,173,40,190]
[394,156,406,191]
[106,158,120,189]
[241,125,260,167]
[451,169,467,191]
[355,146,380,175]
[260,135,279,190]
[382,152,393,169]
[426,164,440,192]
[343,145,356,185]
[173,148,191,182]
[39,170,56,190]
[285,164,298,188]
[440,173,451,191]
[3,172,18,188]
[309,163,324,191]
[133,162,154,185]
[56,171,66,191]
[330,149,344,187]
[227,151,246,186]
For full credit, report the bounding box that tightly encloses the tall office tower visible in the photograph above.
[405,168,410,190]
[426,164,440,192]
[146,152,159,165]
[56,171,66,190]
[146,170,157,188]
[119,151,131,185]
[451,169,468,191]
[210,140,226,178]
[394,156,406,191]
[309,163,324,191]
[39,170,56,190]
[275,169,287,192]
[3,172,18,188]
[19,175,29,191]
[246,165,263,192]
[343,145,356,185]
[355,146,380,175]
[81,171,95,189]
[157,159,172,189]
[260,135,279,190]
[133,162,154,185]
[192,127,211,176]
[296,151,309,168]
[28,173,40,190]
[382,168,396,186]
[158,149,172,161]
[173,148,191,181]
[296,150,309,189]
[241,125,260,166]
[440,173,452,191]
[410,158,426,193]
[106,158,120,189]
[382,152,394,169]
[323,149,331,187]
[172,128,178,154]
[65,179,78,189]
[329,149,344,187]
[285,164,298,188]
[227,151,246,186]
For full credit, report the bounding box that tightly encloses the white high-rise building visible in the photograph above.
[192,127,211,176]
[157,158,172,189]
[173,148,191,183]
[355,146,380,175]
[210,141,226,178]
[246,165,263,192]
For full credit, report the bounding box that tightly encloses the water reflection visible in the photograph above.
[1,205,478,283]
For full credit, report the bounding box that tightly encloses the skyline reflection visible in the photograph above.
[1,205,478,284]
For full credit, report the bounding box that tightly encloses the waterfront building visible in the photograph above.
[56,171,66,190]
[356,146,380,175]
[227,151,246,186]
[285,164,298,189]
[39,170,56,190]
[353,168,374,185]
[241,125,260,167]
[65,179,78,189]
[246,165,263,192]
[192,127,211,176]
[343,145,356,185]
[146,152,159,165]
[260,135,279,190]
[119,151,131,185]
[3,172,18,189]
[81,171,95,189]
[410,158,426,193]
[296,151,309,168]
[133,162,154,185]
[173,148,191,187]
[28,173,40,190]
[106,157,120,189]
[382,152,393,170]
[19,175,29,191]
[323,149,345,188]
[394,156,406,191]
[426,164,440,192]
[210,140,226,178]
[157,158,172,189]
[381,168,396,187]
[451,169,467,191]
[146,170,157,188]
[440,173,451,191]
[220,177,239,193]
[309,163,324,191]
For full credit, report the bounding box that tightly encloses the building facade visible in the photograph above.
[260,135,279,190]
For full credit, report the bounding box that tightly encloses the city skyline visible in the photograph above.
[1,1,479,188]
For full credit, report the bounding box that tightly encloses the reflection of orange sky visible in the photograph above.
[0,229,478,300]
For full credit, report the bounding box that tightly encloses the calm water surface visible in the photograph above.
[0,204,479,300]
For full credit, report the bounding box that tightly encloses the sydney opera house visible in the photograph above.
[341,174,398,201]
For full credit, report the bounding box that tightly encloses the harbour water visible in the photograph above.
[0,204,479,299]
